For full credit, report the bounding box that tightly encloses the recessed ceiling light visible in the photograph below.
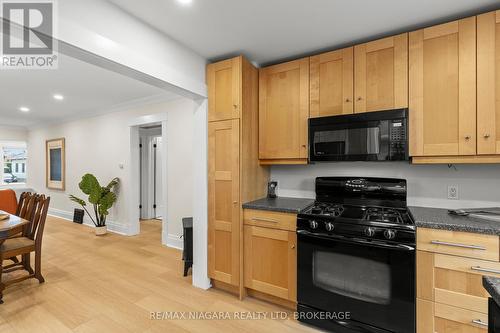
[53,94,64,100]
[176,0,192,5]
[19,106,30,112]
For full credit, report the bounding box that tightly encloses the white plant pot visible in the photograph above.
[95,226,107,236]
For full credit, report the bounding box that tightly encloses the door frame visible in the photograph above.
[129,113,168,245]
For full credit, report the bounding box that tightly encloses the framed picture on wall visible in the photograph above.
[46,138,65,190]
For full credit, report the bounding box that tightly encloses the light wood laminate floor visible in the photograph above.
[0,217,318,333]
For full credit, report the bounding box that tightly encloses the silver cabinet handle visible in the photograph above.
[430,240,486,250]
[471,319,488,327]
[251,217,279,223]
[471,266,500,275]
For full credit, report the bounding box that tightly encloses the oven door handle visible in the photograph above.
[297,230,415,251]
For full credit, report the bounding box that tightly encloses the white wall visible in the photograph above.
[271,162,500,208]
[27,98,195,240]
[57,0,207,97]
[0,126,27,142]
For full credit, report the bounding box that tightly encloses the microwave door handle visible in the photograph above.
[297,230,415,251]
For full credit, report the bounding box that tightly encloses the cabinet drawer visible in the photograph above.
[417,228,499,261]
[434,253,500,313]
[435,303,488,331]
[243,209,296,231]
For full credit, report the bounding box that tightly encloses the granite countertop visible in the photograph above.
[484,276,500,307]
[410,206,500,235]
[242,197,314,214]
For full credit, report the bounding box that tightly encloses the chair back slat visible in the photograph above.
[16,192,28,216]
[20,193,37,222]
[29,196,50,243]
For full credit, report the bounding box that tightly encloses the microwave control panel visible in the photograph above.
[389,120,407,160]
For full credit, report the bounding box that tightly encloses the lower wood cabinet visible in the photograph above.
[243,209,297,302]
[243,225,297,302]
[417,228,500,333]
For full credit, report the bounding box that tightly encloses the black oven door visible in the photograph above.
[297,230,415,333]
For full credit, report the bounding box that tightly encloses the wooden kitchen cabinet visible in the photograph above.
[477,10,500,155]
[310,47,354,117]
[409,18,476,158]
[208,119,240,285]
[243,225,297,302]
[354,33,408,113]
[207,57,240,122]
[207,56,269,293]
[259,57,309,165]
[416,227,500,333]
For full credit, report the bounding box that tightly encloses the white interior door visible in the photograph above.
[154,136,163,218]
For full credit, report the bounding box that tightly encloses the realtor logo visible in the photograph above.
[1,1,57,69]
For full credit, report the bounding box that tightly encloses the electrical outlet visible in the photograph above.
[447,185,459,200]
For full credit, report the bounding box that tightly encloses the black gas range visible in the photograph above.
[297,177,415,333]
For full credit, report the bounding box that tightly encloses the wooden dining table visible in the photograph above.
[0,211,30,303]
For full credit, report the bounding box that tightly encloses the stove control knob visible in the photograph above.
[365,227,376,237]
[309,220,319,230]
[384,229,397,240]
[325,222,334,232]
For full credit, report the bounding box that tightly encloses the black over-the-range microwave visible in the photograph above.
[308,108,409,162]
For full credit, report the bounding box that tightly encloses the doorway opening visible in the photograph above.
[129,114,168,243]
[139,124,163,222]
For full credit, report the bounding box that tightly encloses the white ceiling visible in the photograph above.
[109,0,500,66]
[0,52,177,129]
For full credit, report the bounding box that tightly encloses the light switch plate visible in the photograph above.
[447,185,459,200]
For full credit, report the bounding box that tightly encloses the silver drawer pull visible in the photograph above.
[471,266,500,275]
[471,319,488,327]
[252,217,279,223]
[430,240,486,250]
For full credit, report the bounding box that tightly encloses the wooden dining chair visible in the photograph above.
[1,195,50,285]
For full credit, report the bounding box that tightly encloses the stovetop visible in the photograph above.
[297,201,415,244]
[300,201,414,227]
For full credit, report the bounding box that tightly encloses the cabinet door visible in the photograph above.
[310,47,354,117]
[478,11,500,155]
[244,225,297,301]
[207,57,240,122]
[208,119,240,285]
[354,33,408,113]
[409,18,476,156]
[417,299,435,333]
[259,58,309,161]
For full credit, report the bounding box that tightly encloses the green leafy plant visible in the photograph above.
[69,174,119,227]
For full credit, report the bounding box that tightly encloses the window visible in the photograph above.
[0,143,27,185]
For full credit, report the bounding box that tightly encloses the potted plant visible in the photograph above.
[69,174,119,235]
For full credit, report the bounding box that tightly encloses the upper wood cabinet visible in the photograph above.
[409,18,476,157]
[477,10,500,155]
[207,57,240,122]
[354,33,408,113]
[259,58,309,164]
[310,47,354,117]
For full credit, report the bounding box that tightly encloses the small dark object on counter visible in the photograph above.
[73,208,84,224]
[181,217,193,277]
[267,181,277,198]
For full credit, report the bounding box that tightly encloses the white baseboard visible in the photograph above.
[165,233,183,250]
[48,208,129,235]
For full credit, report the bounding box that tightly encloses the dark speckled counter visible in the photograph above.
[410,206,500,235]
[243,197,314,214]
[484,276,500,307]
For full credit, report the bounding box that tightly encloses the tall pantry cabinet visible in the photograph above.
[207,56,269,294]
